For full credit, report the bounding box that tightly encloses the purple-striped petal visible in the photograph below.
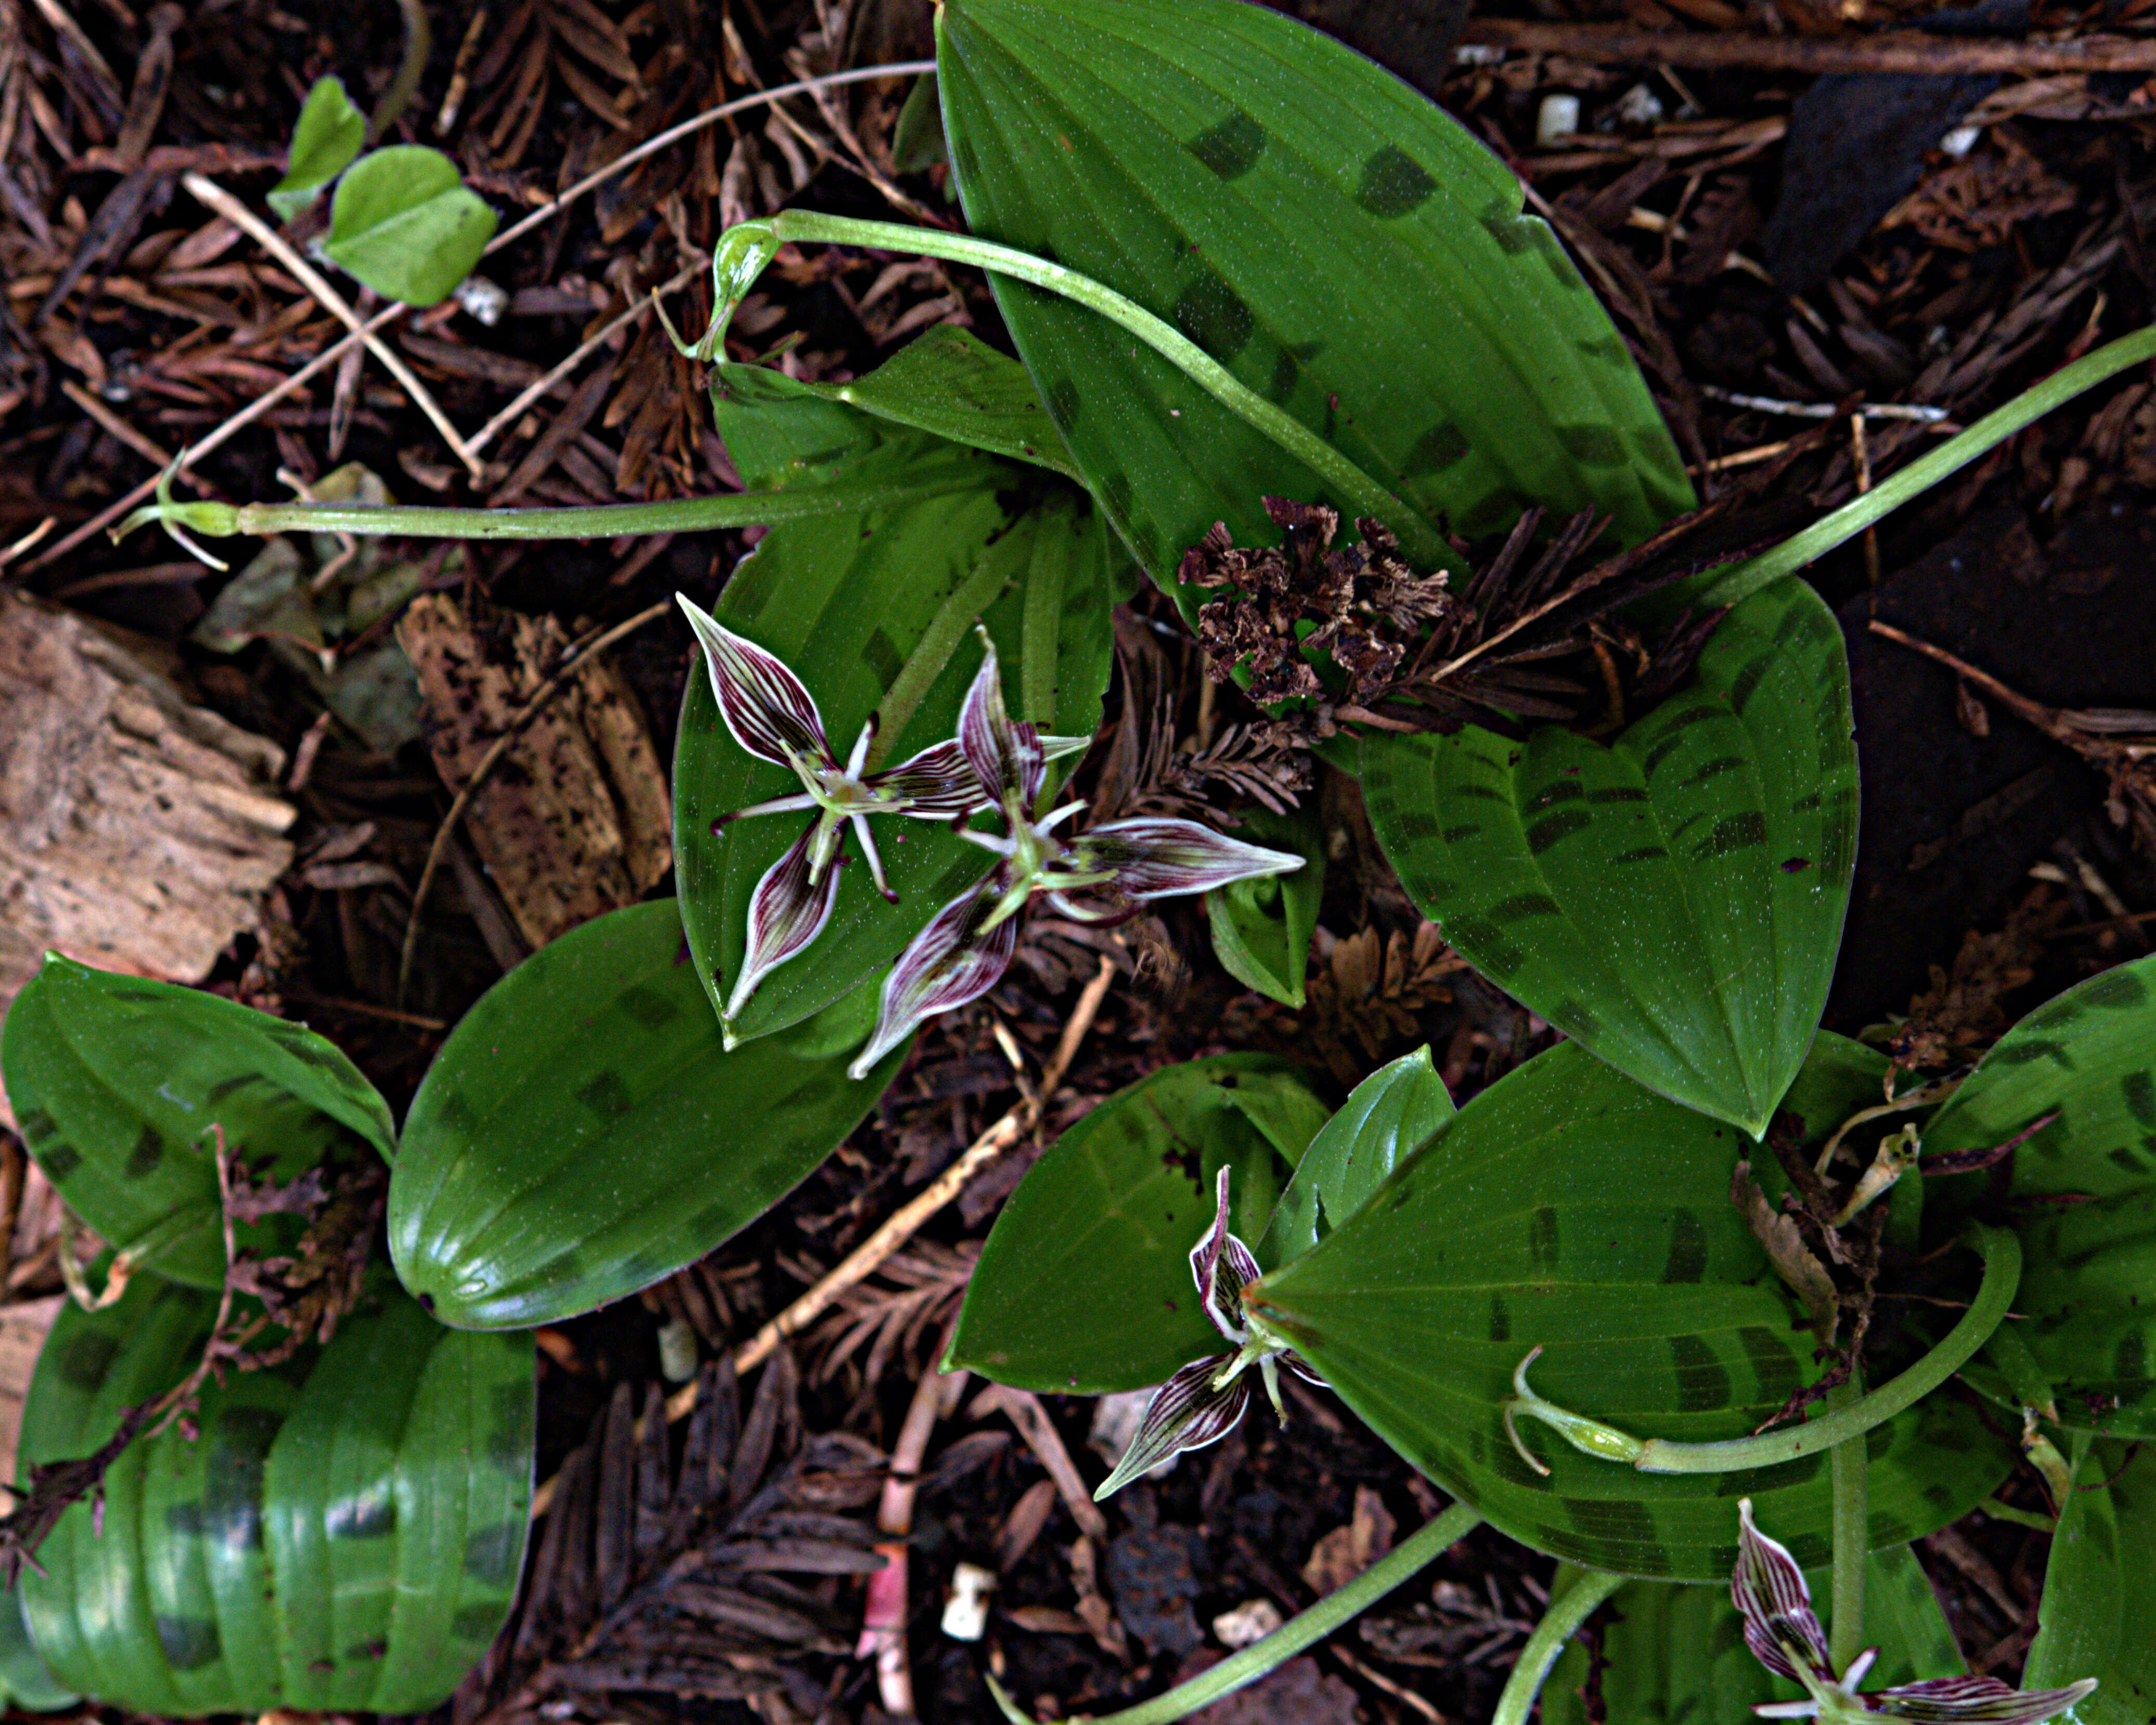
[871,738,990,819]
[1074,819,1303,902]
[846,870,1019,1080]
[678,595,831,770]
[1869,1677,2099,1723]
[1094,1356,1250,1500]
[1733,1498,1834,1688]
[956,633,1044,814]
[728,824,841,1020]
[1188,1164,1261,1343]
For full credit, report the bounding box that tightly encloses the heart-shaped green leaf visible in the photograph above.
[17,1269,532,1715]
[1245,1039,2012,1580]
[936,0,1694,606]
[390,900,902,1329]
[677,365,1117,1045]
[1257,1046,1452,1268]
[268,75,366,220]
[945,1055,1328,1392]
[1206,802,1325,1007]
[1920,954,2156,1435]
[1,956,396,1288]
[2023,1437,2146,1721]
[1358,577,1857,1137]
[324,146,496,307]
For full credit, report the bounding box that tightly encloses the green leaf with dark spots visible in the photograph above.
[1243,1040,2013,1580]
[2023,1437,2150,1723]
[1358,578,1857,1137]
[17,1269,531,1714]
[945,1055,1329,1392]
[1205,802,1325,1007]
[1256,1046,1452,1269]
[935,0,1694,609]
[389,900,903,1329]
[678,362,1118,1044]
[1,957,396,1288]
[1920,953,2156,1436]
[0,1586,73,1712]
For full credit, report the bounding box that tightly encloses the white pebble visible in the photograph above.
[454,274,509,326]
[1940,124,1982,158]
[942,1562,997,1641]
[1615,83,1665,127]
[656,1316,698,1383]
[1537,95,1582,148]
[1213,1599,1286,1649]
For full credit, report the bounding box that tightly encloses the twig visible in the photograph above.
[702,955,1118,1395]
[970,1382,1109,1540]
[859,1344,967,1717]
[59,380,176,469]
[396,598,673,1001]
[180,173,485,480]
[20,61,938,576]
[1705,385,1948,423]
[1457,19,2156,73]
[467,260,705,457]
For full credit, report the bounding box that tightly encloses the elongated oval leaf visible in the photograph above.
[18,1270,532,1714]
[324,146,496,307]
[787,325,1079,479]
[1359,577,1857,1136]
[1205,802,1325,1007]
[0,1588,73,1712]
[390,900,902,1329]
[677,367,1117,1044]
[1920,954,2156,1436]
[945,1055,1328,1392]
[2023,1437,2146,1721]
[1256,1045,1452,1268]
[936,0,1694,603]
[1245,1039,2013,1580]
[1,957,395,1287]
[268,75,365,220]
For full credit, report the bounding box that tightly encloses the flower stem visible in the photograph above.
[1632,1226,2019,1473]
[1697,323,2156,609]
[1827,1379,1868,1673]
[116,472,985,550]
[763,210,1460,574]
[1490,1568,1625,1725]
[984,1502,1482,1725]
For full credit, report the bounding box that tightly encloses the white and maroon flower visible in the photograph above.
[679,596,1080,1019]
[1733,1498,2095,1723]
[1092,1166,1326,1500]
[845,632,1302,1078]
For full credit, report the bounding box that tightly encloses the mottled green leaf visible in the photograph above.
[1257,1046,1452,1269]
[390,900,901,1329]
[945,1055,1328,1392]
[1921,954,2156,1436]
[677,364,1117,1044]
[936,0,1693,606]
[0,1588,73,1712]
[1245,1040,2013,1580]
[1358,578,1857,1137]
[1206,802,1325,1007]
[890,72,948,175]
[2023,1437,2148,1722]
[324,146,496,306]
[1,957,396,1288]
[17,1269,532,1714]
[268,75,366,220]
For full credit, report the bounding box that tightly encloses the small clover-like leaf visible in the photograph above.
[268,75,366,220]
[324,146,497,306]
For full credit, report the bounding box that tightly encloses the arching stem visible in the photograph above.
[1827,1379,1868,1672]
[984,1502,1482,1725]
[1502,1226,2020,1475]
[1490,1568,1625,1725]
[694,209,1458,574]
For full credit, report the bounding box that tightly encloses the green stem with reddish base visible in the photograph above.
[984,1502,1482,1725]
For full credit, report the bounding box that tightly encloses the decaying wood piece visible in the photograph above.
[399,594,671,953]
[0,591,296,1124]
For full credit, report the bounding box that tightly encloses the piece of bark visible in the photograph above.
[398,595,672,952]
[0,591,296,1126]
